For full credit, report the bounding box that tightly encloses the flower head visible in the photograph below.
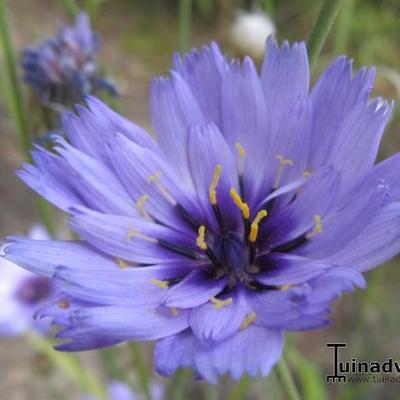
[4,39,400,382]
[0,225,53,336]
[21,13,117,108]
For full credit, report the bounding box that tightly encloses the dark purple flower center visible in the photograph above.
[15,276,52,305]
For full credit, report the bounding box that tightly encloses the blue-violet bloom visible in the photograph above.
[21,13,117,108]
[0,225,53,336]
[4,39,400,382]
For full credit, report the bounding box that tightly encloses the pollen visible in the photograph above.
[210,296,233,309]
[115,258,129,269]
[209,164,222,205]
[196,225,208,250]
[147,171,176,205]
[274,154,294,189]
[125,225,157,243]
[240,312,257,330]
[306,214,323,239]
[230,188,250,220]
[170,307,179,316]
[249,209,268,242]
[303,169,313,178]
[135,194,150,218]
[58,300,70,309]
[235,142,246,158]
[150,278,169,290]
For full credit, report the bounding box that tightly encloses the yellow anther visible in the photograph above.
[150,278,169,290]
[281,284,292,291]
[235,142,247,158]
[209,164,222,205]
[210,296,233,309]
[170,307,179,316]
[240,312,257,330]
[116,258,129,269]
[303,169,313,178]
[306,215,323,239]
[249,209,268,242]
[274,154,294,189]
[147,171,162,183]
[58,300,70,310]
[125,225,157,243]
[147,171,176,205]
[196,225,208,250]
[135,194,150,218]
[230,188,250,220]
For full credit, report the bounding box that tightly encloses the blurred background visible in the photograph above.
[0,0,400,399]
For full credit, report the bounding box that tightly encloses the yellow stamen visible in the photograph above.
[170,307,179,316]
[240,312,257,330]
[125,225,157,243]
[303,169,313,178]
[230,188,250,220]
[235,142,247,158]
[116,258,129,269]
[274,155,294,188]
[249,209,268,242]
[209,164,222,205]
[58,300,70,310]
[147,171,176,205]
[135,194,150,218]
[281,284,292,291]
[306,215,323,239]
[196,225,208,250]
[210,296,233,309]
[150,278,169,290]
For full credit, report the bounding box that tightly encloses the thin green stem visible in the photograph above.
[0,0,30,158]
[59,0,80,18]
[0,0,57,237]
[334,0,355,54]
[275,356,302,400]
[230,375,251,400]
[169,369,191,400]
[26,332,107,400]
[307,0,344,69]
[130,343,152,400]
[178,0,192,52]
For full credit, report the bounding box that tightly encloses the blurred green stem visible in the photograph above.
[275,356,302,400]
[130,343,152,400]
[178,0,192,52]
[169,369,191,400]
[230,375,251,400]
[260,0,274,15]
[334,0,355,54]
[0,0,57,237]
[27,332,107,400]
[59,0,80,18]
[307,0,344,69]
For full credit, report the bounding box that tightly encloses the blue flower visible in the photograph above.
[21,13,117,108]
[4,39,400,382]
[83,380,163,400]
[0,225,53,336]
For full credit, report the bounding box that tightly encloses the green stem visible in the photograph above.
[334,0,355,54]
[169,369,191,400]
[307,0,344,69]
[0,0,57,237]
[27,332,107,400]
[130,343,152,400]
[59,0,80,18]
[178,0,192,52]
[230,375,251,400]
[275,356,302,400]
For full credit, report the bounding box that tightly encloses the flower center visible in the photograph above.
[15,276,52,305]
